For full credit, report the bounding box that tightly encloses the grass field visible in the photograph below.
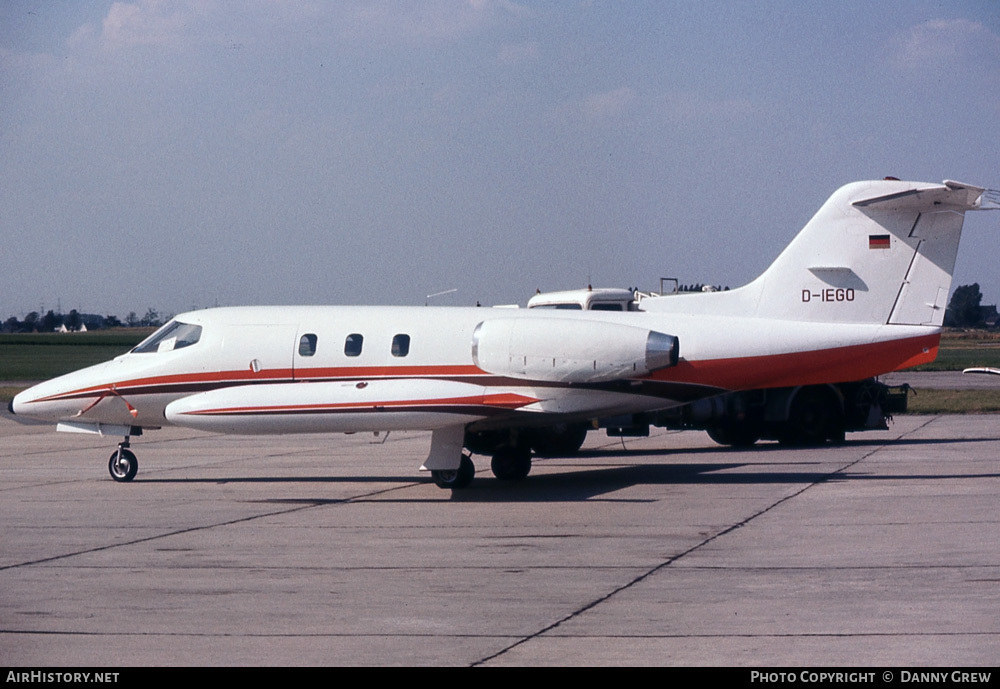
[2,328,998,412]
[905,389,1000,414]
[911,329,1000,371]
[0,330,151,382]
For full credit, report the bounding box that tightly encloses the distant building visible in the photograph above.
[983,304,999,328]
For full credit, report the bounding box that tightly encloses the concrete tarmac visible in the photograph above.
[882,370,1000,390]
[1,413,998,666]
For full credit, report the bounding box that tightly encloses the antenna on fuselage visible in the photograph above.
[425,288,458,306]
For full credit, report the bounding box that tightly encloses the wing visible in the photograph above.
[164,379,539,434]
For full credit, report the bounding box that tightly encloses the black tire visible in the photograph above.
[529,423,588,457]
[431,454,475,489]
[781,388,842,447]
[108,448,138,482]
[490,446,532,481]
[706,421,760,447]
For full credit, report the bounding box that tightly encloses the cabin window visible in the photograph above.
[391,334,410,357]
[344,334,363,357]
[531,303,583,310]
[299,334,317,357]
[591,302,624,311]
[132,321,203,353]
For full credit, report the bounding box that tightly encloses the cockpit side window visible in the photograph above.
[132,321,203,353]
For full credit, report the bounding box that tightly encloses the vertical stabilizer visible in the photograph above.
[739,179,995,326]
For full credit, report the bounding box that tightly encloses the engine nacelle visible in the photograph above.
[472,317,678,384]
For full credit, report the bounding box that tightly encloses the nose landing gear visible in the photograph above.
[108,438,138,482]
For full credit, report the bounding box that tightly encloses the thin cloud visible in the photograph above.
[582,86,636,121]
[59,1,529,56]
[498,41,538,65]
[340,0,497,44]
[891,18,1000,71]
[99,0,206,50]
[659,90,758,126]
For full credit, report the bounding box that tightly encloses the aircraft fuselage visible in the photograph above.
[12,304,939,433]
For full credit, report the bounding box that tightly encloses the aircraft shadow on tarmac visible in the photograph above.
[136,436,1000,503]
[577,435,999,457]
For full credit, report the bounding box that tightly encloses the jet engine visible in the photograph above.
[472,317,678,384]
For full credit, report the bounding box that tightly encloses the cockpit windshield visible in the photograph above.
[132,320,203,354]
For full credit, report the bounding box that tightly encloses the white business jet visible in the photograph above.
[10,179,999,488]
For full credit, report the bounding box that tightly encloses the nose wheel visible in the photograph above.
[108,443,138,482]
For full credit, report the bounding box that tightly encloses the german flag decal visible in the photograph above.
[869,234,891,250]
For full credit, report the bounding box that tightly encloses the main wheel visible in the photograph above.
[431,454,475,489]
[706,421,760,447]
[490,446,532,481]
[781,388,842,447]
[108,448,138,482]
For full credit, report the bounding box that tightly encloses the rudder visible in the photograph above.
[745,179,993,326]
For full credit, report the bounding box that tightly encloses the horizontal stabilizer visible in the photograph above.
[853,180,996,212]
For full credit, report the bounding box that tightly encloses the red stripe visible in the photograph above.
[295,365,484,379]
[32,365,487,403]
[182,393,538,416]
[482,393,538,409]
[651,333,939,389]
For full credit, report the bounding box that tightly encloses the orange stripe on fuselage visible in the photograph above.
[181,393,538,416]
[651,332,940,390]
[294,365,484,380]
[32,365,486,403]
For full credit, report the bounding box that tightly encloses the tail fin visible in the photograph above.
[733,179,995,325]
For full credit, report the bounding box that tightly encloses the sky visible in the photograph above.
[2,1,999,320]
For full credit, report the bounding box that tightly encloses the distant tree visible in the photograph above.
[41,310,60,332]
[81,313,105,330]
[140,308,160,327]
[66,309,82,331]
[104,314,123,328]
[3,316,20,333]
[125,311,138,327]
[945,283,983,328]
[22,312,39,332]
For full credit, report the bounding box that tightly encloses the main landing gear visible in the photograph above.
[490,445,532,481]
[108,438,138,482]
[459,424,592,487]
[431,453,475,489]
[429,446,533,489]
